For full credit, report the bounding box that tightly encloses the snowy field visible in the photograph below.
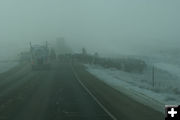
[0,62,18,73]
[85,63,180,113]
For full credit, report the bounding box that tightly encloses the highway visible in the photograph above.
[0,61,163,120]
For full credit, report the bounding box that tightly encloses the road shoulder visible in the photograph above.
[73,63,164,120]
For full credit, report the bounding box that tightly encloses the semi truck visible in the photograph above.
[30,42,50,70]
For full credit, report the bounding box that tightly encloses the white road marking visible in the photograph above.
[71,66,117,120]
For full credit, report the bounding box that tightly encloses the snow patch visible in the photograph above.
[155,63,180,78]
[85,64,180,113]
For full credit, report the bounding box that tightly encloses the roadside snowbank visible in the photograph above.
[155,63,180,78]
[85,64,180,113]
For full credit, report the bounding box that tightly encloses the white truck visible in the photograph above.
[30,42,50,70]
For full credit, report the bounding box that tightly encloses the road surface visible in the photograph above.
[0,61,163,120]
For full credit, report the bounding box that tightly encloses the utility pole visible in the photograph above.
[152,65,155,88]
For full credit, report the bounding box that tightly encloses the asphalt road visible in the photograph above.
[73,63,164,120]
[0,62,112,120]
[0,61,164,120]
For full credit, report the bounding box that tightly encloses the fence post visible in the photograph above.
[152,65,155,88]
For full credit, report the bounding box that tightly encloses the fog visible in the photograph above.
[0,0,180,59]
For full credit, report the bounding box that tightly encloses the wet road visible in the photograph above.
[0,62,112,120]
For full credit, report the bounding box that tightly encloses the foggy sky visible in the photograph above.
[0,0,180,59]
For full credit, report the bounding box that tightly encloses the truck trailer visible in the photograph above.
[30,42,50,70]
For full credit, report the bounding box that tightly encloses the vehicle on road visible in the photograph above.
[30,42,50,70]
[49,48,56,60]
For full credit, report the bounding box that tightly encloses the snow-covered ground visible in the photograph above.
[85,63,180,113]
[0,62,18,73]
[155,63,180,78]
